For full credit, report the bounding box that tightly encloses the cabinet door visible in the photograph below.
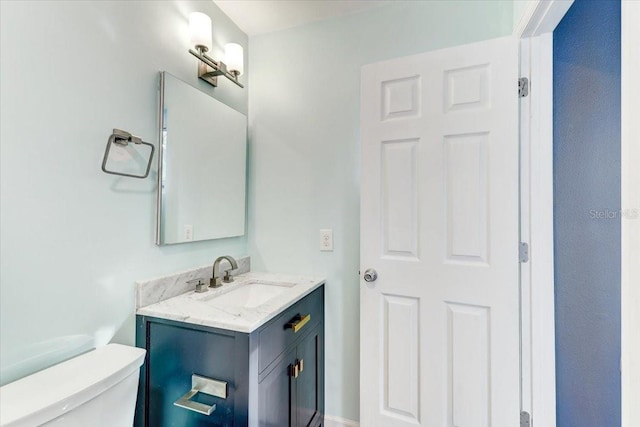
[294,324,323,427]
[146,323,236,427]
[258,347,295,427]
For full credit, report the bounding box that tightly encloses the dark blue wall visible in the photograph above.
[553,1,621,426]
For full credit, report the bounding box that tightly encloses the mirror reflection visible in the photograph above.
[156,72,247,245]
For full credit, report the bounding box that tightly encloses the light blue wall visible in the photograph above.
[0,0,248,385]
[248,1,513,420]
[553,0,621,425]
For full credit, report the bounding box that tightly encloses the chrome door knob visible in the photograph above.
[363,268,378,283]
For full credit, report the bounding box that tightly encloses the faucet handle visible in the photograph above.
[223,271,234,283]
[210,277,223,288]
[188,278,208,293]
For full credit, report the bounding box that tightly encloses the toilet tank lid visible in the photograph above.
[0,344,146,427]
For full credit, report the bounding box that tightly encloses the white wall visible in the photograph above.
[0,0,248,385]
[248,1,514,421]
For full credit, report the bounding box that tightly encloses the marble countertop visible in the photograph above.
[136,272,325,333]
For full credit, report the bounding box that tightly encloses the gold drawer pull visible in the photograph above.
[286,313,311,333]
[290,363,299,378]
[289,359,305,379]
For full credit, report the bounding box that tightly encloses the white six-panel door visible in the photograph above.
[360,36,520,426]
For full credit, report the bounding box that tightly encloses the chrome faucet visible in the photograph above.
[210,255,238,288]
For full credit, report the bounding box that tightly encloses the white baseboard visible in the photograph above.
[323,414,359,427]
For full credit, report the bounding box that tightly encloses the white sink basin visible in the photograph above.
[203,281,295,309]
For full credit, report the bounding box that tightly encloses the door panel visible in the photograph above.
[447,303,490,427]
[146,323,236,427]
[382,294,420,422]
[444,132,489,264]
[360,36,520,426]
[295,326,321,427]
[258,347,295,427]
[381,138,419,259]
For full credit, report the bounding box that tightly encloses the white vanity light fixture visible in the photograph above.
[189,12,212,51]
[188,12,244,88]
[224,43,244,77]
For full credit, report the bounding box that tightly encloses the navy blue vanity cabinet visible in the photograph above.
[135,285,324,427]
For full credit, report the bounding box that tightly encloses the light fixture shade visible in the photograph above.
[225,43,244,76]
[189,12,212,51]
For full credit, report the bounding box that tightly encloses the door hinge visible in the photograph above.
[519,242,529,263]
[518,77,529,98]
[520,411,531,427]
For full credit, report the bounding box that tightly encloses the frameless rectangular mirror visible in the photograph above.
[156,72,247,245]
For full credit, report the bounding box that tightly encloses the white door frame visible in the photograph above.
[514,3,573,426]
[515,2,639,427]
[621,2,640,426]
[516,30,555,427]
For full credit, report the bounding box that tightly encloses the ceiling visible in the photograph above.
[213,0,399,36]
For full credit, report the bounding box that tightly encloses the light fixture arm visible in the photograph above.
[189,48,244,88]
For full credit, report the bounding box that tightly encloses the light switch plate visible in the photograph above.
[184,224,194,241]
[320,229,333,251]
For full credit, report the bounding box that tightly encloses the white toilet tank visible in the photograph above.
[0,344,146,427]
